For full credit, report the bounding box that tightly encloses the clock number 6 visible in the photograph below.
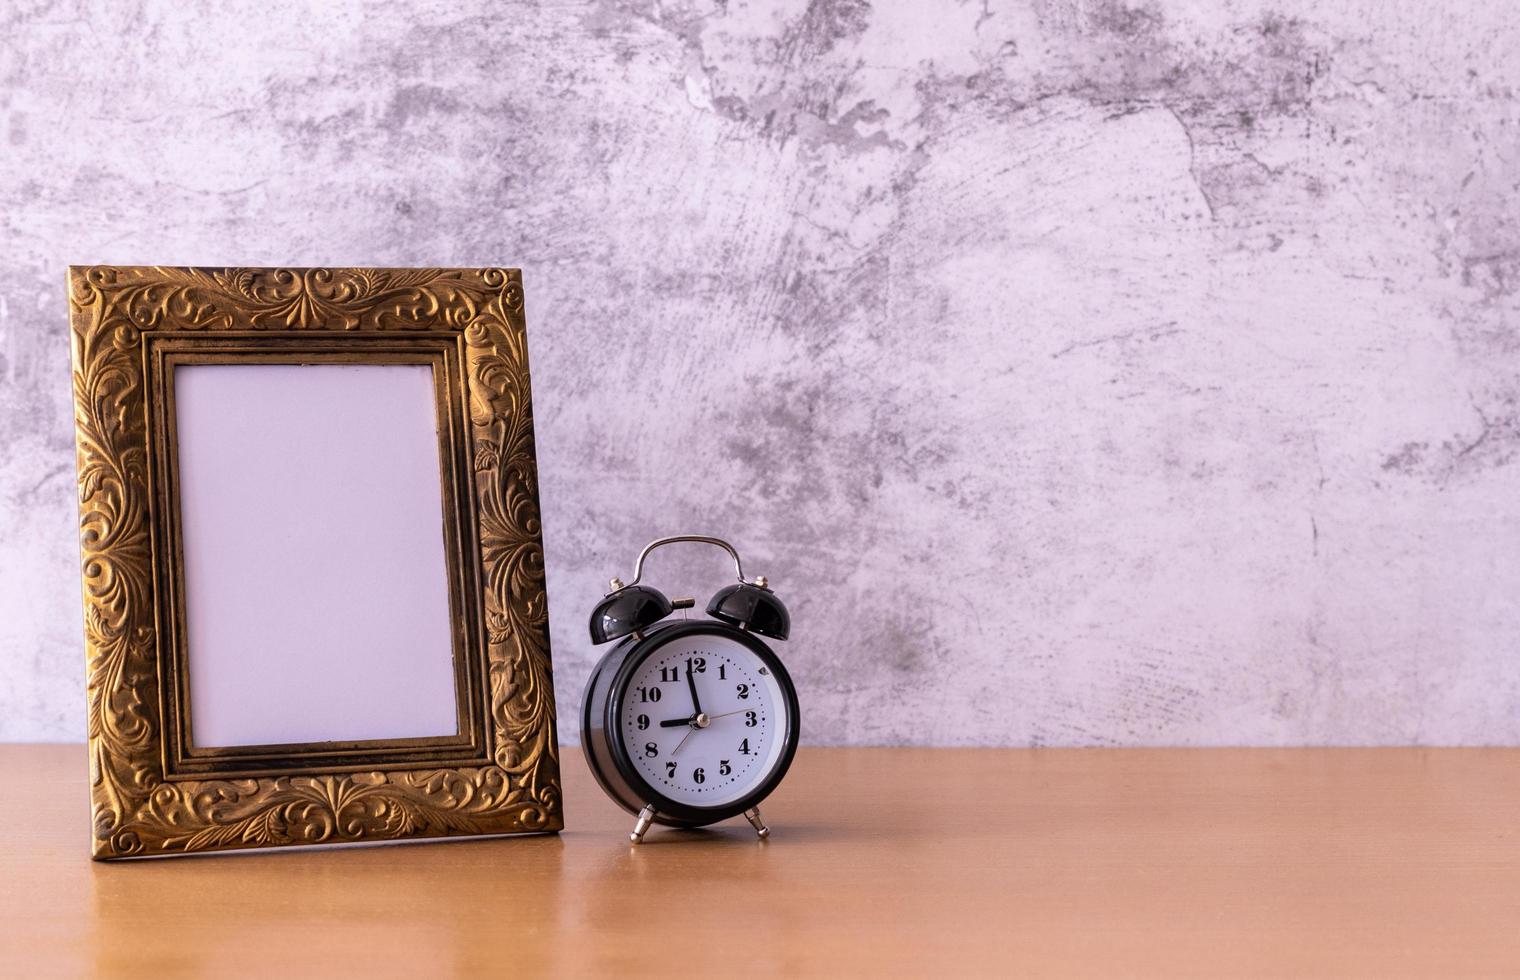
[693,767,706,784]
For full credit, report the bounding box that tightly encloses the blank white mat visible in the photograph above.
[174,363,460,748]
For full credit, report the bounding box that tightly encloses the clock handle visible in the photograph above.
[627,534,750,586]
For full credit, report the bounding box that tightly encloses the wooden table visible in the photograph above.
[2,745,1517,977]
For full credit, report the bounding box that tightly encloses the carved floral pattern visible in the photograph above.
[69,267,561,858]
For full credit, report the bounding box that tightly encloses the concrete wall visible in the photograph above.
[3,0,1517,745]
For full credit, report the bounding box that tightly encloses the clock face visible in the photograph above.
[618,632,791,808]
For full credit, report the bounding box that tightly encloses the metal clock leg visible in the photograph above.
[629,805,657,844]
[743,806,770,839]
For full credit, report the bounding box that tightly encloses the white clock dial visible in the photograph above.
[620,633,789,807]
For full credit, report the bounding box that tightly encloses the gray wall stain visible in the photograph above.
[1,0,1518,745]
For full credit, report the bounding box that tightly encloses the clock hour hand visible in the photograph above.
[659,716,696,728]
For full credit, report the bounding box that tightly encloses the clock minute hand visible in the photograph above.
[685,659,704,715]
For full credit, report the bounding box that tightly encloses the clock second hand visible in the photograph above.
[664,709,749,764]
[665,670,745,754]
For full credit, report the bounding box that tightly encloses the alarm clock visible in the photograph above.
[580,535,800,843]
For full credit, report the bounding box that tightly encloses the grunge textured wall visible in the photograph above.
[3,1,1517,745]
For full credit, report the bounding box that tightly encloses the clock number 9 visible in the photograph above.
[636,714,649,730]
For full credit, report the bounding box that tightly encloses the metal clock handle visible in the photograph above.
[626,534,750,586]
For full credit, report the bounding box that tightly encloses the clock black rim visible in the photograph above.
[580,639,644,819]
[597,619,800,828]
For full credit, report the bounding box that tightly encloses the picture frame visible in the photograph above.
[69,266,561,859]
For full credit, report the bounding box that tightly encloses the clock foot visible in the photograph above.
[743,806,770,840]
[629,805,657,844]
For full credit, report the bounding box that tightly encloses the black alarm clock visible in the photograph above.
[580,535,800,843]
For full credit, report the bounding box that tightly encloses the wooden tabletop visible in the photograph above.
[1,744,1517,977]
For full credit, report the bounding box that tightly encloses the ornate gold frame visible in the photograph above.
[69,267,561,859]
